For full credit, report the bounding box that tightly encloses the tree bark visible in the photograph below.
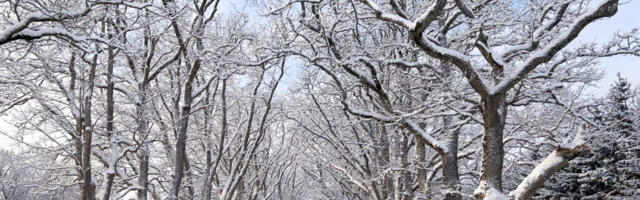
[169,60,201,200]
[80,52,99,200]
[136,6,153,199]
[379,124,392,199]
[415,136,426,194]
[475,95,507,199]
[101,26,116,200]
[392,128,409,200]
[442,117,461,200]
[136,81,150,200]
[509,129,587,200]
[202,86,214,200]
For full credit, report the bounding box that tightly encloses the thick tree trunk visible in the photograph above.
[74,126,83,198]
[379,125,392,199]
[203,151,212,200]
[137,144,149,200]
[81,128,95,200]
[475,95,507,199]
[442,117,461,200]
[392,128,409,200]
[185,158,195,199]
[442,152,460,200]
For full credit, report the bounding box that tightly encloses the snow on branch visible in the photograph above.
[91,0,154,9]
[365,0,491,98]
[475,30,507,73]
[412,0,446,34]
[358,0,492,97]
[508,125,588,200]
[413,36,491,97]
[0,0,149,45]
[493,0,619,96]
[360,0,415,29]
[389,0,409,19]
[10,28,87,43]
[325,158,372,194]
[454,0,475,18]
[383,59,437,69]
[497,42,539,63]
[0,6,91,45]
[344,106,397,122]
[533,2,571,40]
[264,0,322,16]
[405,120,449,154]
[360,0,446,34]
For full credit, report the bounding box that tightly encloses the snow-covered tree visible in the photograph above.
[1,0,639,199]
[541,74,640,199]
[264,0,640,199]
[599,74,639,198]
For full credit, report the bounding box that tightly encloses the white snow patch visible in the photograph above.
[474,181,508,200]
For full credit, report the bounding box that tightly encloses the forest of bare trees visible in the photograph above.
[1,0,639,199]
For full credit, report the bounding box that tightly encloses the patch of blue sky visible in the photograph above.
[219,0,639,96]
[574,0,640,96]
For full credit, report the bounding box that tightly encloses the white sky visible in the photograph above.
[0,118,17,150]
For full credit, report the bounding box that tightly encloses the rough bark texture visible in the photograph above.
[477,95,507,198]
[379,125,392,199]
[443,117,461,200]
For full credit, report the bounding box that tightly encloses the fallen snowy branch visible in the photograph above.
[509,126,588,200]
